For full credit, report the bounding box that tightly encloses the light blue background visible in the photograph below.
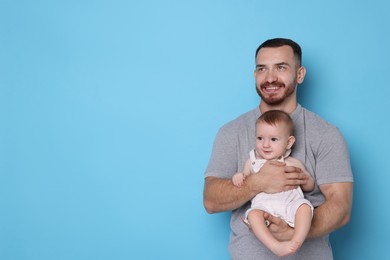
[1,0,389,259]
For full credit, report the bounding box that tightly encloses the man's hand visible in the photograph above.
[241,213,294,242]
[264,212,294,241]
[249,161,308,194]
[284,164,309,190]
[204,161,309,214]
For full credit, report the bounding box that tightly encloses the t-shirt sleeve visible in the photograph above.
[204,127,239,179]
[314,127,354,185]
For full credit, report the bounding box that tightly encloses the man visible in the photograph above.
[203,38,353,259]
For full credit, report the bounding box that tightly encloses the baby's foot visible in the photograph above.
[271,241,302,257]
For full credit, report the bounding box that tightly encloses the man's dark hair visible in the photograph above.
[255,38,302,66]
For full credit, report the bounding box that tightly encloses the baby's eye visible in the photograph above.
[271,138,278,141]
[257,137,263,141]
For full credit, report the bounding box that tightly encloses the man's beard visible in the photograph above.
[256,80,296,105]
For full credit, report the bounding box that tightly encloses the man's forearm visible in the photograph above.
[307,182,353,239]
[203,162,307,214]
[203,176,257,214]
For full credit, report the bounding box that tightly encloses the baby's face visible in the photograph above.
[255,121,291,160]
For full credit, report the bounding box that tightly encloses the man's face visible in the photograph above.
[254,46,304,105]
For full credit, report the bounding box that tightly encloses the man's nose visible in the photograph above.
[266,70,277,83]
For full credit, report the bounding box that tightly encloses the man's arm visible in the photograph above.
[203,161,308,214]
[203,176,256,214]
[307,182,353,238]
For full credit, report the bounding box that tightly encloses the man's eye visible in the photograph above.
[277,66,286,71]
[256,67,265,72]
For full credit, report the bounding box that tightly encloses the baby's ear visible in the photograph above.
[287,136,296,149]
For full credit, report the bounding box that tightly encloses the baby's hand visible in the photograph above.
[232,172,245,187]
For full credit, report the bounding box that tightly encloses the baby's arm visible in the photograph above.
[232,159,252,187]
[286,157,314,192]
[232,172,245,187]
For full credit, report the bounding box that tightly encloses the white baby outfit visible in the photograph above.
[245,149,313,227]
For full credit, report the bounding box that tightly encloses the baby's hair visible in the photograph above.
[257,110,294,135]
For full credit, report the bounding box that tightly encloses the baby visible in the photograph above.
[232,110,314,257]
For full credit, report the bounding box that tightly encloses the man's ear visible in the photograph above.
[297,66,306,84]
[287,136,296,149]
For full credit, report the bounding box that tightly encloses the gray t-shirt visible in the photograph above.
[205,104,353,260]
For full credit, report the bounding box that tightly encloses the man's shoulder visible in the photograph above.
[220,107,259,131]
[301,107,339,132]
[298,107,345,147]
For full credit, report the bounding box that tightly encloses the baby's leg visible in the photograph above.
[291,203,313,246]
[248,210,298,257]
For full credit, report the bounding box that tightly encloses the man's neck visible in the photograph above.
[259,101,297,114]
